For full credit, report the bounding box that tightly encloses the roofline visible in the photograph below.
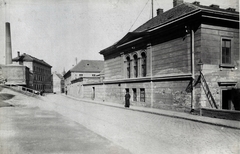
[202,15,239,23]
[148,9,202,32]
[198,6,239,16]
[100,10,202,54]
[12,57,52,68]
[148,7,239,32]
[117,37,144,48]
[100,3,239,55]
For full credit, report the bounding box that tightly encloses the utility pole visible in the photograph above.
[151,0,153,18]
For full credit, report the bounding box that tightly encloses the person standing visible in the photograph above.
[125,92,131,108]
[65,86,68,95]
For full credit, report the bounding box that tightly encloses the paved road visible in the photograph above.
[0,88,131,154]
[42,94,240,154]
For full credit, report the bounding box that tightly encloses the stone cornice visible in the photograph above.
[83,73,192,85]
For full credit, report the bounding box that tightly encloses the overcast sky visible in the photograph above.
[0,0,238,73]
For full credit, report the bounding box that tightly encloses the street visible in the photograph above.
[0,88,130,154]
[42,94,240,154]
[0,87,240,154]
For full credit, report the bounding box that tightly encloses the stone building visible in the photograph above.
[12,52,53,93]
[1,64,30,86]
[91,1,239,113]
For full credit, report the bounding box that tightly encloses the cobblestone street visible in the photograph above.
[41,94,240,154]
[1,87,240,154]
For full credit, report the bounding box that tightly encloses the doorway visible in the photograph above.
[222,90,233,110]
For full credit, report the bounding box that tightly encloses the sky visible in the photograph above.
[0,0,238,73]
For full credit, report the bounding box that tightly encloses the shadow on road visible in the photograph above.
[0,86,3,92]
[0,93,15,100]
[0,93,15,107]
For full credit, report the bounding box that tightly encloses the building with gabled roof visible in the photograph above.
[97,0,240,117]
[64,60,104,85]
[63,60,104,98]
[12,52,52,92]
[52,72,64,94]
[70,60,104,73]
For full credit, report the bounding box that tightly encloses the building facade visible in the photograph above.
[12,52,53,92]
[63,60,104,97]
[1,64,30,86]
[52,72,64,93]
[94,1,239,112]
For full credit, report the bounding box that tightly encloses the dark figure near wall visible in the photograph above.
[125,92,131,108]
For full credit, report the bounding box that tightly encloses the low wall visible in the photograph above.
[200,108,240,121]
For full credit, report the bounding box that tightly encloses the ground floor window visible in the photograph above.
[133,88,137,101]
[140,88,145,102]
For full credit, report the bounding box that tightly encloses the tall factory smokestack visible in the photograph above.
[5,22,12,65]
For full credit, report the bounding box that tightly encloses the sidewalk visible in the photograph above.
[63,94,240,130]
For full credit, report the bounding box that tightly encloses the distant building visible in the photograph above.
[87,0,239,112]
[12,52,53,92]
[63,60,104,98]
[52,72,64,93]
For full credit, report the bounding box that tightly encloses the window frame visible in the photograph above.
[132,88,137,101]
[221,38,232,65]
[220,37,235,69]
[126,56,131,78]
[133,54,138,78]
[140,88,145,102]
[141,52,147,77]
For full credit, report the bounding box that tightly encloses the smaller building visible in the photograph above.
[1,64,30,86]
[63,60,104,98]
[52,72,64,93]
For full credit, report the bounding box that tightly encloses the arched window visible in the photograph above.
[126,56,131,78]
[133,54,138,78]
[141,52,146,77]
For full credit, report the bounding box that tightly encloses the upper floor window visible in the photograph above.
[126,56,131,78]
[141,52,146,77]
[222,39,231,64]
[133,54,138,78]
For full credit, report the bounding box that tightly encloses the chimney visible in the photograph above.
[5,22,12,65]
[157,8,163,16]
[209,4,219,8]
[17,51,20,57]
[192,1,200,5]
[173,0,183,7]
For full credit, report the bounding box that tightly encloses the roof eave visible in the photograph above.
[100,32,148,55]
[148,9,202,32]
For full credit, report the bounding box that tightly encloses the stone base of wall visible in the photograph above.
[200,107,240,121]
